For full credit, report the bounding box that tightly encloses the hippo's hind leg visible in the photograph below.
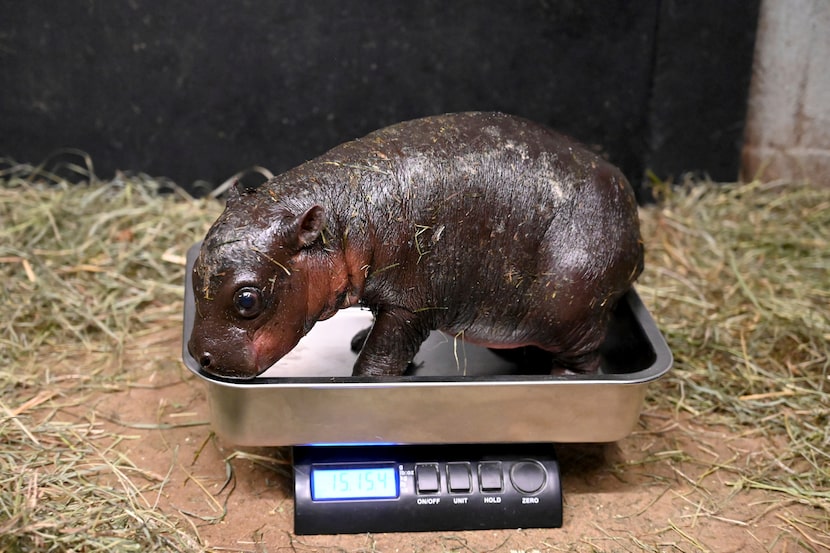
[544,306,612,376]
[352,307,431,376]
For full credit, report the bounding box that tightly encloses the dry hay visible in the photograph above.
[1,154,828,551]
[639,179,829,507]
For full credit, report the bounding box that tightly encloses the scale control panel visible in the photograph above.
[293,443,562,535]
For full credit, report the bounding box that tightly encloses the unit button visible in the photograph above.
[446,462,472,492]
[510,460,547,494]
[478,461,503,492]
[415,463,440,493]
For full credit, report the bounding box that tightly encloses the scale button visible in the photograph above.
[446,462,472,492]
[415,463,440,493]
[478,461,503,492]
[510,460,547,494]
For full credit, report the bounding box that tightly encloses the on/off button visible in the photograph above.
[415,463,440,493]
[509,461,547,494]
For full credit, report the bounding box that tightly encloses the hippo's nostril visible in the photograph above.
[199,353,212,368]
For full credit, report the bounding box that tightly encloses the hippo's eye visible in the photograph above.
[233,287,263,318]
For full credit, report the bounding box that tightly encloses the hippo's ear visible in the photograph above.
[229,179,242,198]
[288,205,326,249]
[225,179,250,210]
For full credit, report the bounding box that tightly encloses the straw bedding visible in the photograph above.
[1,157,827,551]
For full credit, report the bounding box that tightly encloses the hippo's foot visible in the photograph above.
[350,326,422,375]
[350,326,424,376]
[550,351,602,376]
[350,326,371,353]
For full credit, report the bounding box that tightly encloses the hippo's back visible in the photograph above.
[309,112,642,335]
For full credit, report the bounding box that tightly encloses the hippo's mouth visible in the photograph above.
[210,368,260,381]
[196,357,262,381]
[187,337,263,381]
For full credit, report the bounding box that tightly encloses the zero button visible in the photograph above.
[509,461,547,494]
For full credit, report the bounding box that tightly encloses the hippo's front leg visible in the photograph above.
[352,307,431,376]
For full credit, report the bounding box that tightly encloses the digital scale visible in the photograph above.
[181,243,671,535]
[293,443,561,534]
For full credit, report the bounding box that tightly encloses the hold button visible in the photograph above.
[478,461,503,492]
[510,461,547,494]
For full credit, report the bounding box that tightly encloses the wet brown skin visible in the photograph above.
[188,112,643,379]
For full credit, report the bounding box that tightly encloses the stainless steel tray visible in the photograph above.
[182,243,671,445]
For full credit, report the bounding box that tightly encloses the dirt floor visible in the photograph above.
[3,178,828,552]
[75,327,824,553]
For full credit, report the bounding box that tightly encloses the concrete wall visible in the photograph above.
[743,0,830,184]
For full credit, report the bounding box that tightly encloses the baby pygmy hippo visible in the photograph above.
[188,112,643,379]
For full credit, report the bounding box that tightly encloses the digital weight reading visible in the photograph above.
[310,465,399,501]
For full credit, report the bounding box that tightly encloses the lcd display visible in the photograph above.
[311,465,399,500]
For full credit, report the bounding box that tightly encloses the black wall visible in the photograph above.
[0,1,759,197]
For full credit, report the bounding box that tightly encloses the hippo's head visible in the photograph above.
[188,186,328,379]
